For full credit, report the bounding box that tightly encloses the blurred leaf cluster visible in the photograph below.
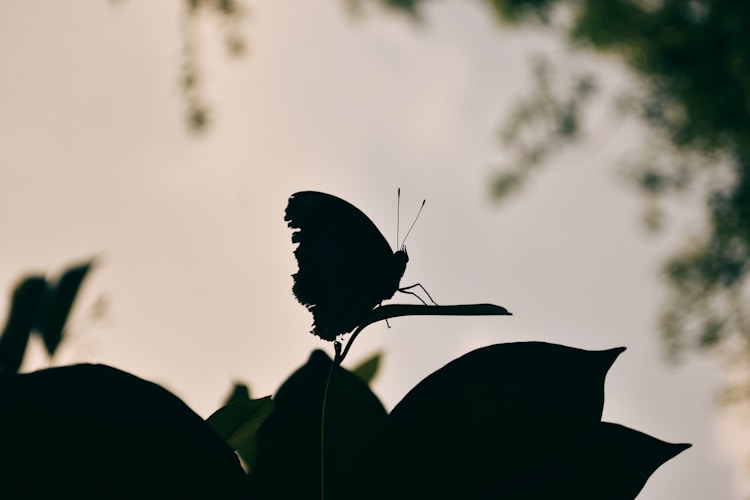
[500,0,750,391]
[361,0,750,393]
[492,55,597,200]
[0,260,93,373]
[179,0,248,133]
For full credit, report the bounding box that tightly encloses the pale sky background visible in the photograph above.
[0,1,740,498]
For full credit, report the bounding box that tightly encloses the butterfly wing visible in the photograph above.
[285,191,408,340]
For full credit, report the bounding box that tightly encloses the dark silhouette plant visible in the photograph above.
[0,196,690,498]
[0,259,93,374]
[0,363,250,498]
[237,342,689,499]
[234,191,690,499]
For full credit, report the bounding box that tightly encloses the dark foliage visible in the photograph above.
[0,364,249,498]
[250,350,387,499]
[248,342,689,499]
[0,250,688,498]
[0,277,46,373]
[0,260,93,373]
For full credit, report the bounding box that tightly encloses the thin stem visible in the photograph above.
[320,341,343,500]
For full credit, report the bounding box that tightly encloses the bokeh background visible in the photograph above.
[0,1,739,498]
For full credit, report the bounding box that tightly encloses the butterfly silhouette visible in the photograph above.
[285,191,409,341]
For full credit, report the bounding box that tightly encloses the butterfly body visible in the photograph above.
[285,191,408,340]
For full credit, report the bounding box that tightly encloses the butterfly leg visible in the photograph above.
[397,283,438,305]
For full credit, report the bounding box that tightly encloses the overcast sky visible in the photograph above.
[0,1,739,498]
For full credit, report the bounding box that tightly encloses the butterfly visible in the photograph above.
[285,191,409,341]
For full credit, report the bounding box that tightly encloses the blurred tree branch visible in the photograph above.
[356,0,750,406]
[178,0,249,133]
[490,0,750,385]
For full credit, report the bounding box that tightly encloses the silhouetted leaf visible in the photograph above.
[207,396,274,451]
[224,382,252,403]
[215,381,263,469]
[338,342,625,499]
[351,352,382,384]
[34,260,93,356]
[250,349,387,499]
[0,364,249,498]
[0,277,45,374]
[494,422,690,498]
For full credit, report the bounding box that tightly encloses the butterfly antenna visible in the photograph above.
[396,188,401,249]
[401,199,426,248]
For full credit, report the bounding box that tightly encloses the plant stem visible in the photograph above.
[320,341,343,500]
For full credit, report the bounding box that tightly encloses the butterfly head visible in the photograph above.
[394,246,409,275]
